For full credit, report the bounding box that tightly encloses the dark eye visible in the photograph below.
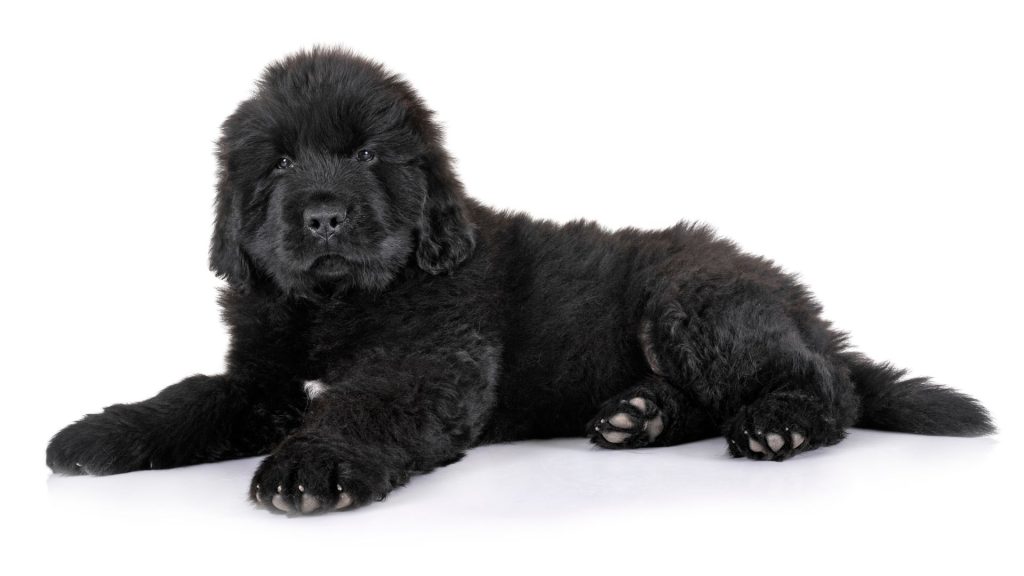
[355,149,375,162]
[276,157,295,170]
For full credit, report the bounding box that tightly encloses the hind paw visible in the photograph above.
[588,396,665,449]
[729,426,808,461]
[726,392,844,461]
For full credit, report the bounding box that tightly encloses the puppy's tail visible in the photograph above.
[844,353,995,436]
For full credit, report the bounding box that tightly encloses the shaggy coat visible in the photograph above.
[47,49,994,514]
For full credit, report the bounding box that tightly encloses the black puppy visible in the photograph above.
[47,48,994,514]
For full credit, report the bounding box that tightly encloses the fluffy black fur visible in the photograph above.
[47,48,995,514]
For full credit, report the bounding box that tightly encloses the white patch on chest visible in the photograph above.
[303,380,327,399]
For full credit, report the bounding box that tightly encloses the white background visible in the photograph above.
[2,1,1021,574]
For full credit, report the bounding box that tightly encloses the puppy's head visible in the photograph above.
[211,48,475,295]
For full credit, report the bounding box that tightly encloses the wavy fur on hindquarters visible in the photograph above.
[845,353,995,437]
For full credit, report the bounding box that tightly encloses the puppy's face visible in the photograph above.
[211,49,474,295]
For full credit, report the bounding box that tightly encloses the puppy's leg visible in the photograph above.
[48,293,315,476]
[719,345,857,461]
[645,292,859,461]
[46,374,306,475]
[251,340,499,514]
[587,376,717,449]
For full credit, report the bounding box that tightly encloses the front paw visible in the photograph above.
[47,410,154,475]
[251,434,409,515]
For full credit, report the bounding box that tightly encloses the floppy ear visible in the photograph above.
[209,143,255,290]
[416,147,477,274]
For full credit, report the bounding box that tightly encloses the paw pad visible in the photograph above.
[727,392,844,462]
[250,434,407,516]
[731,425,809,461]
[589,396,665,449]
[258,480,356,514]
[746,430,804,455]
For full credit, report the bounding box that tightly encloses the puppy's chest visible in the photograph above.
[303,297,430,367]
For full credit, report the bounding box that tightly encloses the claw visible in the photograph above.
[766,433,784,453]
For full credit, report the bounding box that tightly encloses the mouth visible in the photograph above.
[308,253,350,275]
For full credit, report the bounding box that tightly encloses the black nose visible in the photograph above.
[303,206,348,240]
